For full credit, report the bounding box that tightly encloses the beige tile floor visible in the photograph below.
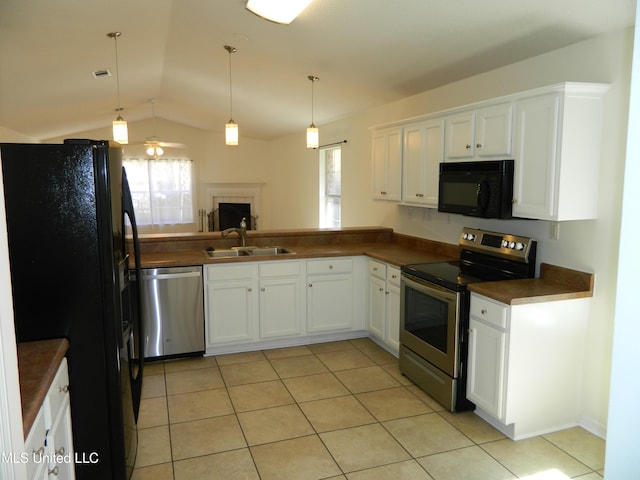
[131,338,605,480]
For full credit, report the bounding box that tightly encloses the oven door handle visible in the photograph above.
[401,273,458,304]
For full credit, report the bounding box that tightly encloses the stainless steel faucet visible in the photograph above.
[221,217,247,247]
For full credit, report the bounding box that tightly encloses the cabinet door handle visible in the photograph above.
[481,309,487,315]
[380,191,387,195]
[248,288,252,292]
[48,466,59,476]
[415,193,424,198]
[55,446,65,456]
[465,144,471,149]
[261,287,265,292]
[391,274,397,279]
[379,287,384,292]
[308,283,313,288]
[476,143,482,148]
[33,446,45,459]
[59,385,69,393]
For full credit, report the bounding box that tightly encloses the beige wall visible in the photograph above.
[6,27,632,436]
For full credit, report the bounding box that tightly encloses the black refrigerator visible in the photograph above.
[0,139,144,480]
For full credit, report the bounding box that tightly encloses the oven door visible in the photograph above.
[400,273,461,377]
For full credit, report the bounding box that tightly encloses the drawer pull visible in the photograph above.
[481,309,487,315]
[55,446,65,456]
[59,385,69,393]
[328,265,334,270]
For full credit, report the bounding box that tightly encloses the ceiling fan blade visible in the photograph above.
[157,141,186,148]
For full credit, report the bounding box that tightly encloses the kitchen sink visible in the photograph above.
[250,247,294,256]
[204,246,294,258]
[204,249,250,258]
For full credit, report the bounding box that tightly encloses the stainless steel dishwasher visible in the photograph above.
[139,266,204,359]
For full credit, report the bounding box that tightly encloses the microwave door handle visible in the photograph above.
[477,178,490,214]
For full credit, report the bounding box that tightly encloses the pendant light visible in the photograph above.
[246,0,313,25]
[224,45,238,146]
[107,32,128,144]
[306,75,319,149]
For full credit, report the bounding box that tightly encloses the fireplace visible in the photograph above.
[218,202,252,230]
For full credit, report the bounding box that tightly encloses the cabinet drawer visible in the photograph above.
[387,266,401,287]
[259,261,300,278]
[368,260,386,279]
[307,258,353,275]
[470,294,508,329]
[25,406,46,479]
[206,264,253,281]
[46,358,70,425]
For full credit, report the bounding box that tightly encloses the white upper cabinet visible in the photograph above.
[512,83,608,220]
[445,103,513,161]
[402,118,444,207]
[372,127,403,201]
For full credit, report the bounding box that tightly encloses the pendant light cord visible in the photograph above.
[225,45,236,121]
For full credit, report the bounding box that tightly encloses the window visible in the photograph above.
[123,157,194,226]
[319,146,341,228]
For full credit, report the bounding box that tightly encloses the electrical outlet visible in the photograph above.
[550,221,560,240]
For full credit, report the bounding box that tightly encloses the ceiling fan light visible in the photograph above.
[226,120,239,146]
[246,0,312,24]
[112,115,128,144]
[306,125,319,149]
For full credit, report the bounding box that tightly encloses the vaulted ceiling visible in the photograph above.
[0,0,635,142]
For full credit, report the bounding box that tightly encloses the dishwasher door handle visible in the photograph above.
[143,272,202,280]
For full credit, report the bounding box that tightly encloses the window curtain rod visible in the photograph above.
[314,139,348,150]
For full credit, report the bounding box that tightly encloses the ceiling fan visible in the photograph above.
[135,99,185,157]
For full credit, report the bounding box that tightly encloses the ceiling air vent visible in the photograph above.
[92,69,112,79]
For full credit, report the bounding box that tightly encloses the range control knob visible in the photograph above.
[515,242,526,251]
[509,241,516,249]
[501,240,509,248]
[465,233,476,241]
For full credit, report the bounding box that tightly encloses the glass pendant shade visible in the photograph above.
[225,120,239,146]
[306,125,319,149]
[112,115,129,144]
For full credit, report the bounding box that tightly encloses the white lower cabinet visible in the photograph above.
[25,358,74,480]
[259,262,303,339]
[204,257,365,352]
[367,259,401,353]
[306,258,355,332]
[205,264,257,346]
[467,292,590,440]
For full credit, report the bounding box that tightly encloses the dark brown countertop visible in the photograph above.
[138,242,457,269]
[468,263,594,305]
[18,338,69,438]
[135,228,594,306]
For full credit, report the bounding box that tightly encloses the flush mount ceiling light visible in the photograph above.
[306,75,319,149]
[224,45,239,146]
[107,32,128,145]
[246,0,313,24]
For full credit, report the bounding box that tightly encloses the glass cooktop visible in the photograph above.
[401,261,484,291]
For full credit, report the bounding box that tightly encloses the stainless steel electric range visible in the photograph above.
[399,227,537,412]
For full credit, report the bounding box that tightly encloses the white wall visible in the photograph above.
[267,28,633,436]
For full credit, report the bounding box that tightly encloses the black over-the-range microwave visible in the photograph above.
[438,159,514,219]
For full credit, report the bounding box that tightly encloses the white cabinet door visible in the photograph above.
[372,127,402,201]
[259,276,302,339]
[307,274,353,332]
[476,103,513,158]
[368,274,386,339]
[385,281,401,353]
[206,279,256,345]
[402,119,444,206]
[47,402,75,479]
[445,103,512,161]
[512,92,560,219]
[467,318,507,420]
[446,112,475,159]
